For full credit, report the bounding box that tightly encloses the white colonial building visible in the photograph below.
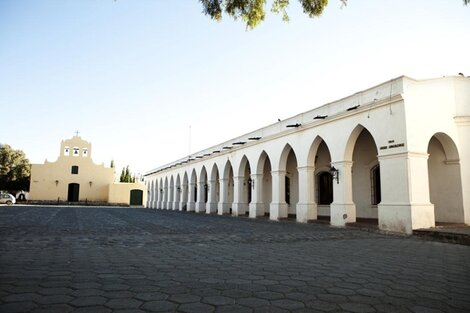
[144,76,469,234]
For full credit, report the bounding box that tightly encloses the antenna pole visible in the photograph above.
[188,125,191,158]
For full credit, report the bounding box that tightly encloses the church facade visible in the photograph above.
[29,135,146,206]
[144,76,470,234]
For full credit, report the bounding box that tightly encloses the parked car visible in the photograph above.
[0,193,16,205]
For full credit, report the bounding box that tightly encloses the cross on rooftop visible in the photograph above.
[74,130,80,137]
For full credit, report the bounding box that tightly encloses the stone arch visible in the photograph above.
[256,150,272,216]
[163,176,169,210]
[310,137,333,220]
[182,171,189,211]
[279,144,299,216]
[350,126,380,222]
[174,174,181,210]
[219,160,234,214]
[158,177,163,209]
[188,168,197,211]
[207,163,220,213]
[428,133,464,223]
[200,166,208,203]
[196,166,208,213]
[238,155,252,214]
[169,175,175,210]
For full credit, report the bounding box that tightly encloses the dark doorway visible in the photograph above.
[68,183,80,202]
[318,172,333,205]
[130,189,143,205]
[371,165,381,205]
[285,176,290,205]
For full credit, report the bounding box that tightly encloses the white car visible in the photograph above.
[0,193,15,205]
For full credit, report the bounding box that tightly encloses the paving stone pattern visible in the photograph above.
[0,206,469,313]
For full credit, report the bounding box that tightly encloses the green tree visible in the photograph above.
[119,165,135,183]
[200,0,469,29]
[0,144,31,191]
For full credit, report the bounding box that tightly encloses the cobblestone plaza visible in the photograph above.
[1,206,469,313]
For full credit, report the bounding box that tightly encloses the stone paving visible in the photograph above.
[0,205,469,313]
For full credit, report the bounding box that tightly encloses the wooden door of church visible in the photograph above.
[130,189,143,206]
[68,183,80,202]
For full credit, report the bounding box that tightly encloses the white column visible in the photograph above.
[187,182,196,212]
[232,176,247,216]
[195,181,206,213]
[330,161,356,226]
[296,166,317,223]
[181,183,188,211]
[270,170,288,220]
[206,179,218,214]
[455,116,470,224]
[218,178,230,215]
[378,152,435,234]
[249,174,264,218]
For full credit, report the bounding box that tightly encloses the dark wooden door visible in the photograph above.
[68,183,79,202]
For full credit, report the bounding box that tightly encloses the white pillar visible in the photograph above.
[330,161,356,226]
[296,166,317,223]
[455,116,470,224]
[378,152,435,234]
[249,174,264,218]
[206,179,218,214]
[270,170,288,220]
[218,178,231,215]
[232,176,247,216]
[187,182,196,212]
[195,181,206,213]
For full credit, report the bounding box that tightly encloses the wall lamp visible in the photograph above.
[329,166,339,184]
[89,181,93,187]
[55,180,59,186]
[177,187,181,192]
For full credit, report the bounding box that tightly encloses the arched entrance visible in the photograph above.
[285,148,299,217]
[67,183,79,202]
[351,128,380,224]
[255,151,272,217]
[208,164,220,213]
[219,161,234,214]
[234,156,251,216]
[130,189,143,206]
[196,167,208,213]
[428,133,464,223]
[315,140,333,221]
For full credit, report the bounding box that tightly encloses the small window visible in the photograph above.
[82,148,88,157]
[71,165,79,174]
[64,146,70,155]
[73,147,79,156]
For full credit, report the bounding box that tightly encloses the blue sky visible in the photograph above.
[1,0,469,176]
